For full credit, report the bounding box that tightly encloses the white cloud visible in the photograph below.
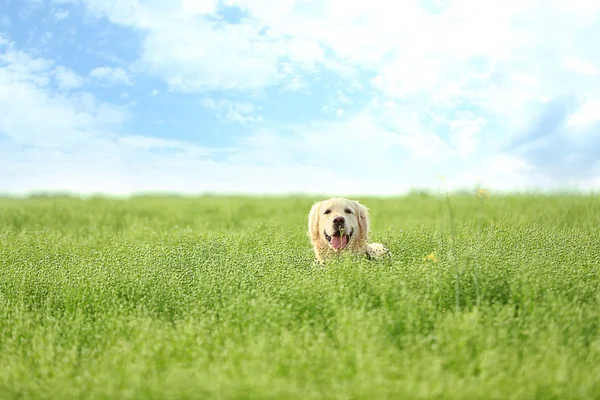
[0,43,128,151]
[285,75,304,91]
[76,0,600,157]
[0,44,54,86]
[285,38,324,69]
[181,0,219,15]
[89,66,133,86]
[452,154,534,192]
[0,43,216,195]
[3,1,600,195]
[0,34,10,47]
[233,108,453,173]
[79,0,286,91]
[201,98,263,124]
[53,9,70,20]
[567,99,600,129]
[448,112,487,158]
[54,66,83,90]
[0,38,464,196]
[0,42,359,196]
[565,58,600,75]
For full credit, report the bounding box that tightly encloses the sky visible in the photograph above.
[1,0,600,196]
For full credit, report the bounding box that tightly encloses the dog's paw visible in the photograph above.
[365,243,391,260]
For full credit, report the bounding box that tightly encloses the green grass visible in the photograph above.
[1,194,599,399]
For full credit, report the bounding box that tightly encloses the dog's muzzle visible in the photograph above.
[324,229,353,251]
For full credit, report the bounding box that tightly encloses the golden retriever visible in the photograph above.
[307,197,390,263]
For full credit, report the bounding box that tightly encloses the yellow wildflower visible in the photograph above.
[476,188,490,199]
[424,253,438,263]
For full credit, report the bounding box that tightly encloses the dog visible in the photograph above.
[307,197,390,263]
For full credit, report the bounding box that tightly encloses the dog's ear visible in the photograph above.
[307,201,322,243]
[355,201,371,244]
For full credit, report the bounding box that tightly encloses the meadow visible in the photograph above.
[0,193,599,399]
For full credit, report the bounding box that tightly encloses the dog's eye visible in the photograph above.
[324,209,331,215]
[344,208,353,214]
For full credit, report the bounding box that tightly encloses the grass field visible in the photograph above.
[1,193,599,399]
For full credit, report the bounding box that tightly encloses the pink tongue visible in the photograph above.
[331,234,349,250]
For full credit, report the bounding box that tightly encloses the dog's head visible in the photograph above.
[307,197,370,252]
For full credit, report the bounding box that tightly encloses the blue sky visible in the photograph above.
[1,0,600,195]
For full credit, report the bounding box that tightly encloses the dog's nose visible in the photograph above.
[333,216,345,226]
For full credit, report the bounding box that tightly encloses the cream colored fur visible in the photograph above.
[307,197,389,263]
